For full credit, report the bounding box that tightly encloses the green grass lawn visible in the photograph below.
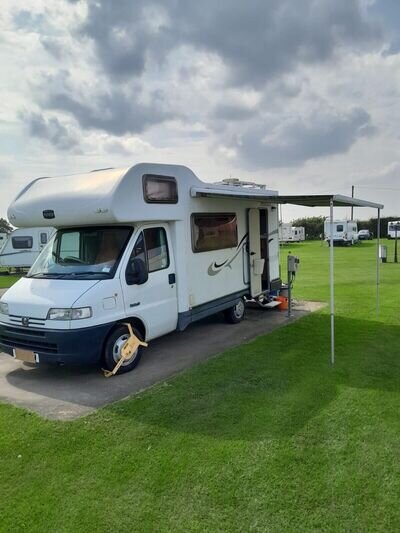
[1,240,400,532]
[0,274,21,289]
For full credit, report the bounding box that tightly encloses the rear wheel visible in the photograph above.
[224,298,246,324]
[103,324,143,374]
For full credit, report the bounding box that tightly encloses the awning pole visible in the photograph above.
[330,198,335,364]
[376,208,381,314]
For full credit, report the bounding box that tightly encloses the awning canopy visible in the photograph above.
[269,194,384,209]
[191,187,384,210]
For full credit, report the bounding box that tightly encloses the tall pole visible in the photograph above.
[376,208,380,315]
[395,225,398,264]
[351,185,354,221]
[330,198,335,364]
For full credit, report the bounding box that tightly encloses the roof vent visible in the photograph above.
[215,178,266,190]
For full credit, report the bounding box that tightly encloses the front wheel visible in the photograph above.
[224,298,246,324]
[103,324,143,375]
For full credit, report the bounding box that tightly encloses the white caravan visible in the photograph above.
[324,219,358,246]
[0,164,281,374]
[387,221,400,239]
[292,226,305,242]
[279,223,305,242]
[0,227,55,270]
[0,232,8,253]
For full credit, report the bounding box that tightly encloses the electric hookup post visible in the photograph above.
[395,224,400,264]
[287,254,300,317]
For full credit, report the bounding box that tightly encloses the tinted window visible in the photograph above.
[336,225,344,232]
[12,236,33,249]
[131,228,169,273]
[40,232,48,245]
[192,213,238,252]
[143,175,178,204]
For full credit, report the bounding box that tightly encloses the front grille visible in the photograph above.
[9,314,46,328]
[0,326,58,354]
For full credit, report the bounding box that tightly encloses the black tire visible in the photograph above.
[224,298,246,324]
[103,323,143,374]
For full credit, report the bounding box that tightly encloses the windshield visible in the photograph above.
[27,226,132,280]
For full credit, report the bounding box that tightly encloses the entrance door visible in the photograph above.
[121,225,178,339]
[248,208,263,297]
[259,209,270,291]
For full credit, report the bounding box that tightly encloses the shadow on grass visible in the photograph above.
[109,313,400,441]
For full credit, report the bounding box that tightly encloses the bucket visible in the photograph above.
[275,296,288,311]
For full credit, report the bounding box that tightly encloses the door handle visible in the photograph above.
[168,273,176,284]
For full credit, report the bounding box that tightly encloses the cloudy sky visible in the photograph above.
[1,0,400,222]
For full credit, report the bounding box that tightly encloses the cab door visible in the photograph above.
[121,224,178,340]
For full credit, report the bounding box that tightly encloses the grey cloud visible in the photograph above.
[213,103,257,122]
[13,10,46,31]
[20,111,79,150]
[77,0,380,86]
[228,107,375,169]
[47,88,172,136]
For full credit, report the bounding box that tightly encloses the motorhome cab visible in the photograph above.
[0,227,54,270]
[324,219,358,246]
[387,221,400,239]
[0,164,281,374]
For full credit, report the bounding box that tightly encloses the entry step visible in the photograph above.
[262,300,281,308]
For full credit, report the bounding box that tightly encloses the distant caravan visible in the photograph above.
[279,223,305,243]
[387,221,400,239]
[0,232,8,253]
[324,219,358,246]
[0,227,55,271]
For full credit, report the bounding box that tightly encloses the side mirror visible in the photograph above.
[126,258,148,286]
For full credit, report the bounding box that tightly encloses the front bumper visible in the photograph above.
[0,321,113,365]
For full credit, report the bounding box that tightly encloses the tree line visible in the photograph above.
[291,216,400,240]
[0,218,13,234]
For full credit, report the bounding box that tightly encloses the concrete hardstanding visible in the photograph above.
[0,301,323,420]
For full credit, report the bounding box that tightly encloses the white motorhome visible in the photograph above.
[387,221,400,239]
[0,164,281,374]
[0,227,55,270]
[279,223,305,243]
[324,219,358,246]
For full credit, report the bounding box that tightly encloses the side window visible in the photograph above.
[143,175,178,204]
[40,232,48,245]
[131,232,146,264]
[191,213,238,252]
[144,228,169,272]
[130,228,170,274]
[336,224,344,232]
[12,236,33,249]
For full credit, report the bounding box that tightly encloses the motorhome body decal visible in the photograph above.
[207,234,248,276]
[207,228,279,276]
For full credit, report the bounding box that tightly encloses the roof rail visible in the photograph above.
[90,167,115,172]
[215,178,267,190]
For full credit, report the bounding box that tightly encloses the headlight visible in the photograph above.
[47,307,92,321]
[0,302,9,315]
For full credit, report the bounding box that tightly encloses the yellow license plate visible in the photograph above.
[13,348,38,363]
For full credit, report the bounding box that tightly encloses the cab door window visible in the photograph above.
[130,228,170,274]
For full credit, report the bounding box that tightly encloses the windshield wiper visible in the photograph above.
[27,273,69,279]
[69,271,112,278]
